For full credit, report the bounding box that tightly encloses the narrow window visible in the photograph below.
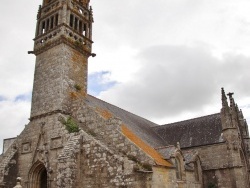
[82,24,86,36]
[42,21,46,34]
[46,19,50,32]
[50,16,54,29]
[79,21,83,34]
[55,14,59,26]
[194,162,199,181]
[74,17,78,31]
[175,158,182,180]
[70,14,74,27]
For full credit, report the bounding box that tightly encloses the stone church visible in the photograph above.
[1,0,250,187]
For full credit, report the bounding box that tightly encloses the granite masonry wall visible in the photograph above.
[31,44,88,118]
[184,143,249,188]
[0,97,204,187]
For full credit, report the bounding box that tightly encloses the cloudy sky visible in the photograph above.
[1,0,250,152]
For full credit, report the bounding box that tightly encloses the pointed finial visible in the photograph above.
[221,88,228,108]
[235,104,239,113]
[227,92,235,108]
[177,142,180,150]
[239,109,244,118]
[90,6,94,22]
[90,6,93,15]
[37,5,42,20]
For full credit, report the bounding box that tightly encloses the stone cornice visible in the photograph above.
[33,35,92,56]
[29,110,70,121]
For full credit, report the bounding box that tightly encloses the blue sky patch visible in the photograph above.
[88,71,117,96]
[0,95,6,102]
[14,93,32,102]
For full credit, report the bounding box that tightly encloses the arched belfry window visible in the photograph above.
[28,161,48,188]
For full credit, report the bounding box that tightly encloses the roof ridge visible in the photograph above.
[156,113,220,128]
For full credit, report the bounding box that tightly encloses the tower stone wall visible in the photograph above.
[31,0,93,118]
[31,44,88,118]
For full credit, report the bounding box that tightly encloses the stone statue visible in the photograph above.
[13,177,22,188]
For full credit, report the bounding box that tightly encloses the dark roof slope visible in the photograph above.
[152,113,224,148]
[155,145,176,160]
[85,95,168,148]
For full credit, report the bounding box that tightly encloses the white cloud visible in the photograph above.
[0,1,36,100]
[98,44,250,123]
[0,100,30,152]
[92,0,250,55]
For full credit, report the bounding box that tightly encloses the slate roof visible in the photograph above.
[85,95,224,150]
[155,145,176,160]
[152,113,224,148]
[85,95,168,148]
[121,125,172,167]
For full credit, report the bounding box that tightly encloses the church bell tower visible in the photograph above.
[30,0,93,119]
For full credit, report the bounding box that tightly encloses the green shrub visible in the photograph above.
[63,117,79,133]
[74,84,81,91]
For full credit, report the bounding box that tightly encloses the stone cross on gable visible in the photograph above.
[227,92,234,97]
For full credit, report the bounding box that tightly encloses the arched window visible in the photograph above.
[192,154,202,183]
[173,150,186,182]
[194,161,199,181]
[175,157,182,180]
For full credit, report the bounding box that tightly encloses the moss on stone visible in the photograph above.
[63,117,79,133]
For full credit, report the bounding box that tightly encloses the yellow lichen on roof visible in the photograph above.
[95,107,113,119]
[121,125,172,167]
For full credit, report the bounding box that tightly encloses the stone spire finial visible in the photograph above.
[235,104,240,113]
[227,92,235,108]
[37,5,41,20]
[177,142,181,150]
[13,177,22,188]
[221,88,229,108]
[239,109,244,119]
